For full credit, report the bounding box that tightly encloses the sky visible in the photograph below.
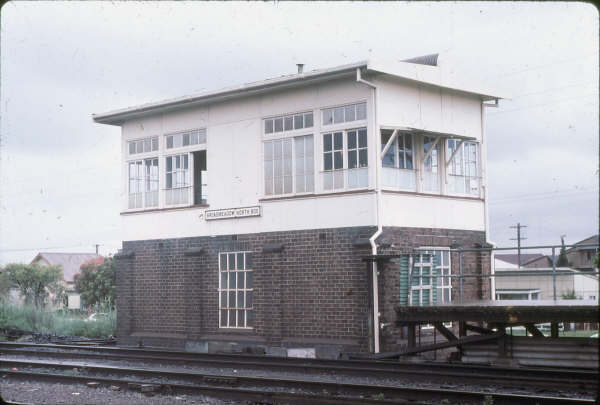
[0,1,598,265]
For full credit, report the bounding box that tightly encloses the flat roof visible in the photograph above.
[93,59,505,126]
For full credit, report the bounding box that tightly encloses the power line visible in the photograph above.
[485,52,599,79]
[488,92,598,115]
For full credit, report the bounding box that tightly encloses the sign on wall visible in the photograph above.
[203,206,261,221]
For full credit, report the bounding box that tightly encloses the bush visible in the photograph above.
[0,301,116,338]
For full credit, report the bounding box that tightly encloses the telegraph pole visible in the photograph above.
[510,223,527,268]
[95,244,100,255]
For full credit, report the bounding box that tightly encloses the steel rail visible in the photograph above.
[0,342,596,390]
[1,359,594,405]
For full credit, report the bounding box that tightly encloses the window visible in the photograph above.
[381,131,416,191]
[322,128,368,190]
[219,252,253,328]
[264,111,313,135]
[144,158,159,207]
[264,135,314,196]
[128,161,143,209]
[165,128,206,150]
[422,136,439,193]
[447,140,479,196]
[128,136,158,155]
[322,102,366,126]
[165,154,189,205]
[411,250,452,305]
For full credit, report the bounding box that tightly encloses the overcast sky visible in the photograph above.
[0,1,598,265]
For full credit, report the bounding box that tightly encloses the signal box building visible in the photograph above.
[94,56,500,357]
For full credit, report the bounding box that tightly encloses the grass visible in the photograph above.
[0,301,116,338]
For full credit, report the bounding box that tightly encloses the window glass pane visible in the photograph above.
[274,177,283,194]
[183,133,190,146]
[304,112,313,127]
[334,132,343,150]
[323,109,333,125]
[294,137,304,158]
[237,291,244,308]
[273,140,282,159]
[284,116,293,131]
[356,102,366,120]
[229,274,236,290]
[246,271,253,288]
[129,142,136,154]
[183,154,189,170]
[324,153,332,171]
[166,173,172,189]
[246,310,253,327]
[228,253,236,270]
[190,131,198,145]
[348,131,357,149]
[198,129,207,144]
[358,129,367,148]
[229,309,236,325]
[236,253,244,270]
[284,157,292,176]
[306,174,314,192]
[174,134,182,148]
[333,107,344,123]
[245,253,252,268]
[220,253,228,271]
[323,134,332,152]
[143,138,151,152]
[246,290,253,307]
[151,137,158,151]
[136,140,144,153]
[305,136,314,156]
[294,114,303,129]
[359,149,368,167]
[237,271,245,289]
[238,310,245,327]
[334,151,343,169]
[221,291,227,307]
[167,136,173,149]
[348,150,357,169]
[284,175,293,193]
[406,148,413,169]
[274,117,283,132]
[220,310,228,327]
[265,119,274,134]
[344,105,356,122]
[283,139,293,158]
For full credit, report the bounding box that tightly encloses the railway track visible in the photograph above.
[0,342,596,404]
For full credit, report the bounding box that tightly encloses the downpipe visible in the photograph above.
[357,67,382,353]
[482,100,498,300]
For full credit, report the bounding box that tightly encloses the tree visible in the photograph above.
[556,236,570,267]
[74,256,115,309]
[2,263,63,308]
[0,269,12,300]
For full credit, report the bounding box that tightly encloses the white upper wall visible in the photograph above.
[116,70,488,241]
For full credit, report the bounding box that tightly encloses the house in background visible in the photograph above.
[566,235,599,272]
[494,253,550,269]
[31,252,100,309]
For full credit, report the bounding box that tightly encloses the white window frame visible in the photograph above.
[127,157,159,209]
[415,247,452,329]
[263,134,315,197]
[264,111,314,136]
[165,128,207,151]
[322,102,367,127]
[164,153,191,206]
[446,140,480,197]
[321,127,368,191]
[128,136,159,156]
[218,251,253,329]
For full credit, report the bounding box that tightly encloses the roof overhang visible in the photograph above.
[379,125,477,141]
[93,59,506,126]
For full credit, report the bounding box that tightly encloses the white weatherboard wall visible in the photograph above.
[121,79,377,241]
[374,75,483,141]
[381,193,485,231]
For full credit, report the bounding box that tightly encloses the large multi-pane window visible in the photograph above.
[322,128,368,190]
[447,140,479,196]
[128,158,159,209]
[264,135,314,196]
[165,129,206,149]
[322,102,366,126]
[381,131,416,191]
[165,154,189,205]
[219,252,253,328]
[128,136,158,155]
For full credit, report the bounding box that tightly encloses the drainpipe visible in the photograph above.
[357,67,382,353]
[482,99,498,300]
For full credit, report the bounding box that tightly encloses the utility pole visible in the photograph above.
[510,223,527,268]
[95,244,100,255]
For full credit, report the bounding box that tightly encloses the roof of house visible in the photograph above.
[567,235,599,252]
[31,252,100,283]
[93,55,505,125]
[495,253,545,266]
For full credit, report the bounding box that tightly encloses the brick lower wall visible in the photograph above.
[115,226,490,355]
